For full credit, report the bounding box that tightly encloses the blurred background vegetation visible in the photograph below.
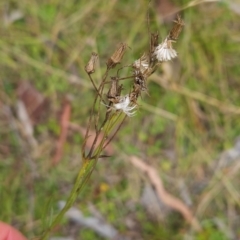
[1,0,240,239]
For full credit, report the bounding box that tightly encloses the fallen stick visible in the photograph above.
[129,156,201,231]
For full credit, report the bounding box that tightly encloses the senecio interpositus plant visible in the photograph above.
[40,15,184,239]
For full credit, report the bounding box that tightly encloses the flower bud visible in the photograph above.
[169,15,184,41]
[107,43,127,69]
[107,77,119,100]
[85,52,98,74]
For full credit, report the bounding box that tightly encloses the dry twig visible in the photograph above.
[129,156,201,231]
[52,99,71,165]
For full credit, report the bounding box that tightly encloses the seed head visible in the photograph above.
[107,77,123,103]
[85,52,98,74]
[113,95,137,117]
[133,53,155,78]
[107,43,127,69]
[154,38,177,62]
[133,53,149,71]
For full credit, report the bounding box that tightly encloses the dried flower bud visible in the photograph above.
[107,43,127,69]
[169,15,184,41]
[107,77,119,101]
[85,52,98,74]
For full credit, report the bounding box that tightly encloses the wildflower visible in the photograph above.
[113,95,136,117]
[154,38,177,62]
[85,52,98,74]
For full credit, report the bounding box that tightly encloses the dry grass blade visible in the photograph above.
[186,0,220,8]
[52,99,71,165]
[16,100,38,148]
[196,160,240,218]
[152,76,240,114]
[1,46,90,87]
[180,0,221,12]
[140,101,178,121]
[160,0,221,19]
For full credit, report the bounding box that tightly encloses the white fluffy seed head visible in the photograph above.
[154,38,177,62]
[113,95,136,117]
[134,58,149,70]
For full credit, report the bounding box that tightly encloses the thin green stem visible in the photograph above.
[40,157,97,239]
[40,112,122,239]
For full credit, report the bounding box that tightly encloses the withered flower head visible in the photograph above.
[154,38,177,62]
[134,53,155,78]
[85,52,98,74]
[113,95,136,117]
[107,43,127,69]
[133,54,149,91]
[153,15,183,62]
[133,53,149,71]
[134,72,148,92]
[169,15,184,41]
[107,77,122,101]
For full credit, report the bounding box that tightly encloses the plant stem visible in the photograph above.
[40,157,97,240]
[40,113,123,239]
